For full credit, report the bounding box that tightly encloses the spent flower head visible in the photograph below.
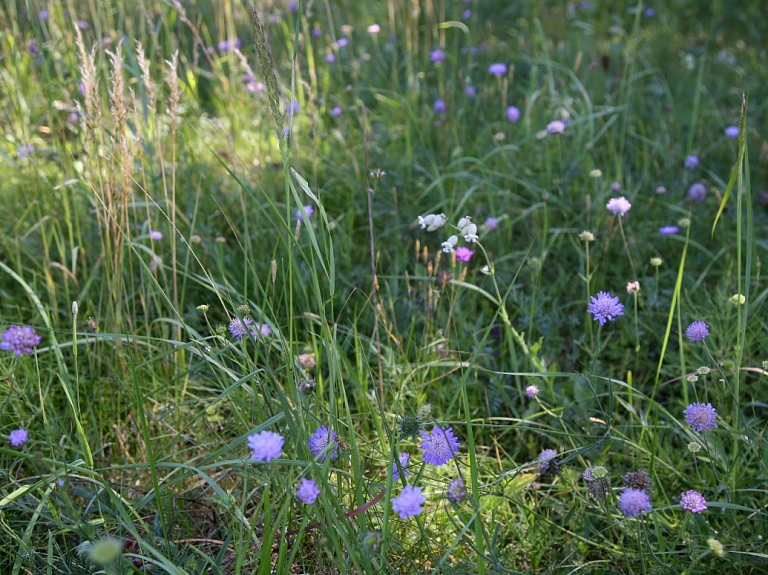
[537,449,560,475]
[687,441,702,453]
[400,415,422,440]
[420,425,460,466]
[392,485,426,519]
[588,291,624,326]
[685,321,709,343]
[0,325,42,356]
[623,470,653,494]
[684,403,717,432]
[626,281,640,294]
[680,490,707,513]
[579,230,595,242]
[248,430,284,462]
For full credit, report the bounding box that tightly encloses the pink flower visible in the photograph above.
[454,247,473,262]
[606,197,631,216]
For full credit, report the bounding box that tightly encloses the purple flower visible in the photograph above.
[483,216,499,231]
[688,182,707,202]
[419,425,460,466]
[525,385,539,398]
[9,428,28,447]
[430,49,446,63]
[78,82,86,95]
[0,325,42,356]
[582,467,594,481]
[488,63,507,76]
[286,100,300,115]
[392,485,426,519]
[325,53,335,63]
[454,247,473,262]
[309,426,339,461]
[537,449,560,475]
[546,120,565,134]
[297,478,320,504]
[684,403,717,432]
[644,8,656,17]
[465,85,476,97]
[659,225,679,235]
[462,9,472,18]
[17,144,34,159]
[680,490,707,513]
[253,323,271,338]
[248,430,284,462]
[311,28,321,38]
[149,230,163,241]
[446,477,466,503]
[506,106,520,122]
[229,317,254,340]
[296,204,314,221]
[330,106,343,118]
[433,99,446,114]
[684,154,700,169]
[392,453,410,482]
[39,10,49,20]
[588,291,624,326]
[337,38,349,47]
[611,181,622,192]
[619,488,652,517]
[288,0,298,11]
[77,20,89,30]
[685,321,709,343]
[725,126,739,138]
[218,38,241,52]
[606,196,631,216]
[28,39,38,55]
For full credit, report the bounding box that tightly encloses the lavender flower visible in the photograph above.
[537,449,560,475]
[606,196,631,216]
[296,204,314,222]
[688,182,707,202]
[337,38,349,47]
[683,403,717,432]
[506,106,520,122]
[525,385,539,398]
[587,291,624,326]
[149,230,163,241]
[325,53,336,63]
[17,144,34,159]
[680,490,707,513]
[367,24,381,34]
[0,325,42,356]
[446,477,466,503]
[488,63,507,76]
[229,317,254,340]
[248,430,284,462]
[430,49,446,63]
[392,485,426,519]
[684,155,700,169]
[419,425,460,466]
[619,488,652,517]
[9,428,28,447]
[483,216,498,231]
[393,453,410,481]
[38,10,49,19]
[465,85,476,97]
[433,99,446,114]
[462,9,472,18]
[28,39,38,55]
[309,426,339,461]
[659,225,679,235]
[685,321,709,343]
[725,126,740,138]
[455,247,473,262]
[330,106,343,118]
[546,120,565,134]
[297,478,320,504]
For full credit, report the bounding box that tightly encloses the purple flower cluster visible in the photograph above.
[419,426,460,466]
[0,325,42,356]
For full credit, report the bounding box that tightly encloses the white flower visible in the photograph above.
[418,213,447,232]
[441,235,458,253]
[457,216,478,242]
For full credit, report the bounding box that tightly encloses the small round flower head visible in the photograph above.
[611,181,622,192]
[707,538,725,557]
[650,256,663,267]
[248,430,284,462]
[337,37,348,47]
[680,489,707,513]
[656,185,667,194]
[392,485,426,519]
[546,120,565,134]
[684,403,718,432]
[579,230,595,242]
[430,49,446,63]
[252,323,271,339]
[537,449,560,474]
[483,216,499,231]
[296,478,320,504]
[433,99,446,114]
[465,85,476,97]
[685,321,709,343]
[399,415,422,440]
[506,106,520,122]
[296,204,314,222]
[688,182,707,202]
[588,291,624,326]
[446,477,466,503]
[309,426,339,461]
[525,385,539,399]
[659,225,680,235]
[626,281,640,294]
[392,452,410,482]
[582,467,595,482]
[622,470,653,494]
[330,106,343,117]
[606,196,631,216]
[454,247,473,262]
[725,126,739,138]
[149,230,163,241]
[618,488,652,517]
[367,23,380,34]
[590,169,602,178]
[462,9,472,18]
[684,154,700,169]
[9,428,28,447]
[229,317,254,340]
[730,293,746,306]
[419,425,460,466]
[488,63,507,76]
[0,326,42,356]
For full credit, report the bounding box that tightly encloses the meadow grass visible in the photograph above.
[1,0,767,573]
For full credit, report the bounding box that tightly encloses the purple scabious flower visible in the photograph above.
[680,490,707,513]
[392,485,426,519]
[659,225,679,235]
[325,53,335,63]
[546,120,565,134]
[39,10,49,19]
[286,100,300,115]
[392,452,410,482]
[520,384,540,399]
[619,488,652,517]
[330,106,343,118]
[644,7,655,17]
[446,477,466,503]
[248,430,284,462]
[296,204,314,221]
[309,426,339,461]
[488,63,507,76]
[229,317,254,340]
[685,321,709,343]
[433,99,446,114]
[684,403,717,432]
[17,144,34,159]
[454,247,473,262]
[684,154,700,169]
[288,0,298,11]
[606,196,631,216]
[430,49,445,63]
[483,216,498,230]
[0,325,42,356]
[537,449,560,475]
[725,126,739,138]
[149,230,163,241]
[582,467,594,482]
[506,105,520,122]
[588,291,624,326]
[253,323,271,338]
[337,38,349,47]
[462,9,472,18]
[9,428,28,447]
[297,478,320,504]
[28,39,38,55]
[688,182,707,202]
[419,425,460,466]
[465,85,476,97]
